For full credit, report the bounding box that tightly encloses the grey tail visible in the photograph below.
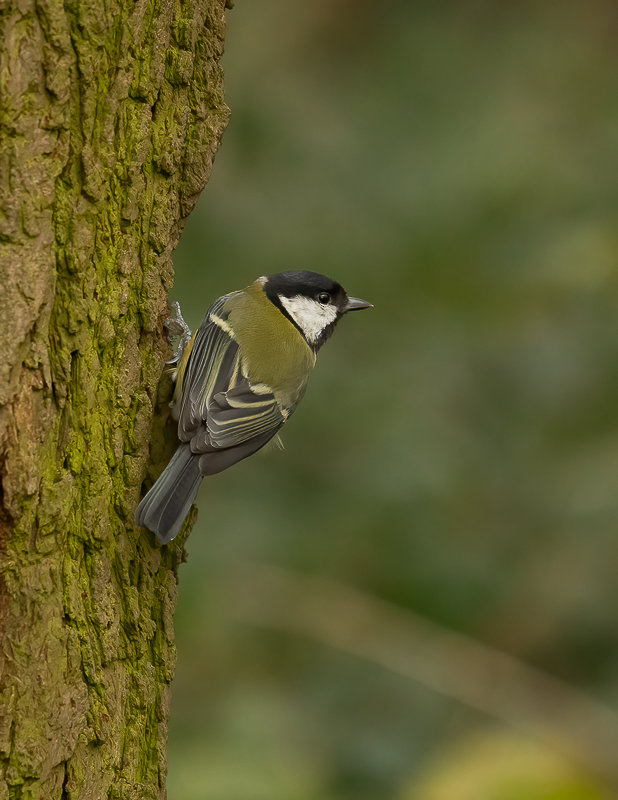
[135,443,203,544]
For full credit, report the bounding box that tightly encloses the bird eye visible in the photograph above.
[318,292,331,304]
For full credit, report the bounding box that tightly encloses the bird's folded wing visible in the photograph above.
[176,296,287,451]
[206,385,286,449]
[176,296,238,438]
[188,383,286,452]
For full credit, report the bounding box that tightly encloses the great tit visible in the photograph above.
[136,270,372,544]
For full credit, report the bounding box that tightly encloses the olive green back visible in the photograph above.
[225,282,316,409]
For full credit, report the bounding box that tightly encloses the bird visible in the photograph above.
[135,270,372,544]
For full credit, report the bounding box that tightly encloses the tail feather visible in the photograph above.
[136,443,203,544]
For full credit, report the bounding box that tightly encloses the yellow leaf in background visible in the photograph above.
[401,729,615,800]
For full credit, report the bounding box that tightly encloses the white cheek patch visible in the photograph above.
[279,295,339,343]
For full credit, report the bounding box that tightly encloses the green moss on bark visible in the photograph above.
[0,0,229,796]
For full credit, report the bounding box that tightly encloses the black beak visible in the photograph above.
[344,296,373,312]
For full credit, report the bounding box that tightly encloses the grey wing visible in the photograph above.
[176,297,288,467]
[191,382,287,451]
[175,296,237,440]
[191,381,288,476]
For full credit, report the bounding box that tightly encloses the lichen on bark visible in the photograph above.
[0,0,230,796]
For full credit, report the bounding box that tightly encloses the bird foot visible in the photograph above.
[165,301,193,365]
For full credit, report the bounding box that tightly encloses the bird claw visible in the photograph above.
[165,301,193,365]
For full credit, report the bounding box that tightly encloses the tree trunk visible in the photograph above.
[0,0,229,795]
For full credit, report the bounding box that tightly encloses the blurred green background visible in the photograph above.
[167,1,618,797]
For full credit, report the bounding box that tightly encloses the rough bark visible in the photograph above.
[0,0,229,796]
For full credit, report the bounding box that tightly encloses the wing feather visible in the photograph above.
[175,295,286,453]
[207,385,286,448]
